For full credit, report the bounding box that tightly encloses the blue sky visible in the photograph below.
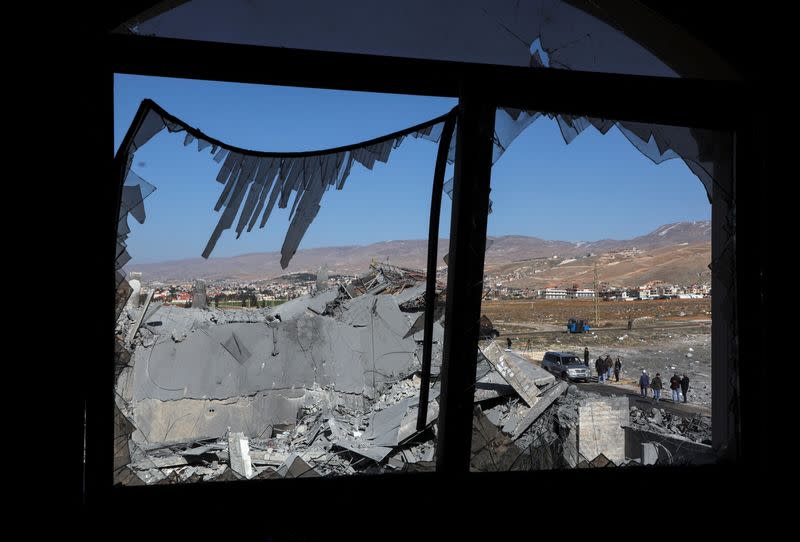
[115,74,710,264]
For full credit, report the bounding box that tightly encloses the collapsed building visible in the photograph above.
[114,263,713,485]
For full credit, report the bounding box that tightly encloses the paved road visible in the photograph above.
[575,381,711,416]
[509,348,712,417]
[504,321,711,337]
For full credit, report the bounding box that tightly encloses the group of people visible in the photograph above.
[638,371,690,402]
[584,348,622,383]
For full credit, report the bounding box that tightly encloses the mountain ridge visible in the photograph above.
[128,220,711,285]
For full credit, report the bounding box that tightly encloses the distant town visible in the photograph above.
[484,281,710,301]
[126,267,710,308]
[126,270,365,308]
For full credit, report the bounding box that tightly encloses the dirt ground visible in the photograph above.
[481,298,712,407]
[481,298,710,333]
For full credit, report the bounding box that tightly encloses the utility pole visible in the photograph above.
[593,261,599,327]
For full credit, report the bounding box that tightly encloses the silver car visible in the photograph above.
[541,351,592,382]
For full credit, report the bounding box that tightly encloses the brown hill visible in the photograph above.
[484,242,710,289]
[129,221,710,285]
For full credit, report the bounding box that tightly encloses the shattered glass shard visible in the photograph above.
[216,151,242,184]
[213,148,229,163]
[131,109,166,152]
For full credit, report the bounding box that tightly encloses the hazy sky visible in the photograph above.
[115,74,710,264]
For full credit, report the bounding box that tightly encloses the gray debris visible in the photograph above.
[126,290,154,346]
[119,261,675,484]
[228,431,254,479]
[192,279,207,309]
[511,380,569,439]
[642,442,658,465]
[135,468,168,485]
[629,406,711,444]
[276,453,321,478]
[480,342,555,407]
[474,369,516,402]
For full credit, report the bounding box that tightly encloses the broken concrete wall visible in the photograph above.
[578,396,629,465]
[624,427,717,465]
[480,341,555,406]
[117,262,613,482]
[119,278,421,443]
[131,392,305,444]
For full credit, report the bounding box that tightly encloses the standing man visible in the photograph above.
[595,357,605,383]
[670,373,682,402]
[605,355,613,382]
[584,347,590,366]
[506,337,512,350]
[680,374,690,403]
[614,357,622,382]
[639,370,650,397]
[651,373,663,402]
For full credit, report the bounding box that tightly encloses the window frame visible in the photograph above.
[89,27,761,505]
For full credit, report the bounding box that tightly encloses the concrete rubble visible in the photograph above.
[114,263,715,484]
[628,406,712,444]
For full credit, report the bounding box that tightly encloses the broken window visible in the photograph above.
[113,83,458,483]
[469,108,732,470]
[113,82,735,482]
[106,2,744,489]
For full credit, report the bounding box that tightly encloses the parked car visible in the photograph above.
[541,351,592,382]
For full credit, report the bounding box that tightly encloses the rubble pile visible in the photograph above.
[629,406,712,444]
[113,263,616,484]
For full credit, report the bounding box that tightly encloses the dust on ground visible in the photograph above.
[482,298,712,407]
[482,297,711,333]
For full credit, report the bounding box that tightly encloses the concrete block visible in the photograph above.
[228,431,253,479]
[578,396,628,465]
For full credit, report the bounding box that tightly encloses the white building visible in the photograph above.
[542,288,567,300]
[637,288,656,300]
[567,287,595,298]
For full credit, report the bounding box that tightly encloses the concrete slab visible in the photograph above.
[228,431,254,479]
[578,396,629,465]
[512,380,569,439]
[364,392,440,447]
[359,296,419,392]
[480,342,555,407]
[474,370,516,402]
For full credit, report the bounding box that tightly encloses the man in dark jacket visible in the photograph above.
[670,373,682,402]
[506,337,512,350]
[651,373,663,402]
[639,370,650,397]
[584,347,589,365]
[680,374,690,403]
[614,357,622,382]
[595,357,605,383]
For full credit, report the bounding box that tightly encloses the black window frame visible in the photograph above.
[84,6,767,510]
